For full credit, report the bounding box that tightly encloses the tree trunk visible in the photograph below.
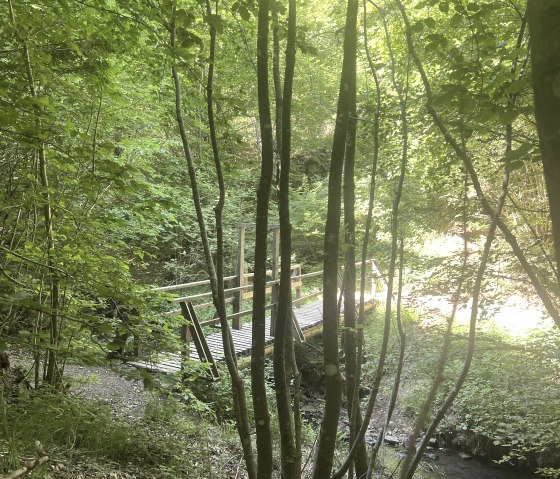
[8,0,60,388]
[170,4,256,477]
[528,0,560,278]
[395,0,560,329]
[312,0,359,477]
[274,0,299,476]
[400,167,511,479]
[342,38,368,478]
[253,0,275,475]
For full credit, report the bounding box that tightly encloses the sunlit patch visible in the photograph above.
[411,289,554,337]
[409,235,556,337]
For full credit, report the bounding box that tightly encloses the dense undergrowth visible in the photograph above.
[371,308,560,478]
[0,387,222,478]
[1,305,558,479]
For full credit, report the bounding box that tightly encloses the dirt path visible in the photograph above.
[63,363,153,420]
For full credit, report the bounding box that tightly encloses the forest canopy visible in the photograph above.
[1,0,559,478]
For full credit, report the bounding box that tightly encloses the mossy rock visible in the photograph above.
[295,338,324,390]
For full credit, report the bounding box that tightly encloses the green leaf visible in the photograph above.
[467,2,479,12]
[411,21,425,33]
[498,108,519,125]
[424,17,437,28]
[505,143,532,163]
[238,5,250,21]
[35,96,50,107]
[505,77,530,95]
[439,2,449,13]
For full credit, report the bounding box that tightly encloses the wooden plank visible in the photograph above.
[129,293,377,375]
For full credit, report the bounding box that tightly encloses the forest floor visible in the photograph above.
[5,349,421,479]
[6,351,537,479]
[3,292,553,479]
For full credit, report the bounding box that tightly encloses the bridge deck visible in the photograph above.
[129,295,373,374]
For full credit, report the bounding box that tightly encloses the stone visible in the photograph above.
[384,435,401,446]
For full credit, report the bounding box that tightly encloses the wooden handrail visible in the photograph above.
[171,260,374,303]
[152,264,302,292]
[201,301,277,327]
[158,258,376,325]
[174,278,280,302]
[292,290,322,304]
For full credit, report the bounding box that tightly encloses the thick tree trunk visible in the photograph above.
[528,0,560,278]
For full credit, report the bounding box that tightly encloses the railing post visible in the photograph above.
[233,225,245,330]
[293,264,302,308]
[270,226,280,336]
[133,334,141,357]
[180,322,191,371]
[371,259,379,305]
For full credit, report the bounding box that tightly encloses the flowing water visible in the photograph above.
[428,449,538,479]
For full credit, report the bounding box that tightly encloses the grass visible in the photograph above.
[0,386,236,479]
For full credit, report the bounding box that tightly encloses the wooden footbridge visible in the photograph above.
[129,224,382,378]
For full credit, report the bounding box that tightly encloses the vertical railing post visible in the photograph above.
[371,259,378,304]
[293,264,302,307]
[233,224,245,330]
[270,226,280,336]
[180,321,191,373]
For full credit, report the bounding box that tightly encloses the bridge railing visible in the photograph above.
[154,259,381,339]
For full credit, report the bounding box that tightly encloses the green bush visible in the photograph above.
[0,388,188,475]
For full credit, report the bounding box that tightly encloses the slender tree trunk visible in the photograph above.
[366,237,407,479]
[170,4,256,477]
[333,8,408,478]
[312,0,359,477]
[253,0,275,475]
[342,33,368,478]
[399,182,469,477]
[8,0,60,387]
[350,6,383,474]
[400,166,511,479]
[272,16,283,185]
[527,0,560,278]
[274,0,299,476]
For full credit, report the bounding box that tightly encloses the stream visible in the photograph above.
[417,449,538,479]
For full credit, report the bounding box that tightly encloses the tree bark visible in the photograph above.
[274,0,299,476]
[528,0,560,278]
[272,16,283,185]
[253,0,275,475]
[312,0,359,477]
[341,28,368,478]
